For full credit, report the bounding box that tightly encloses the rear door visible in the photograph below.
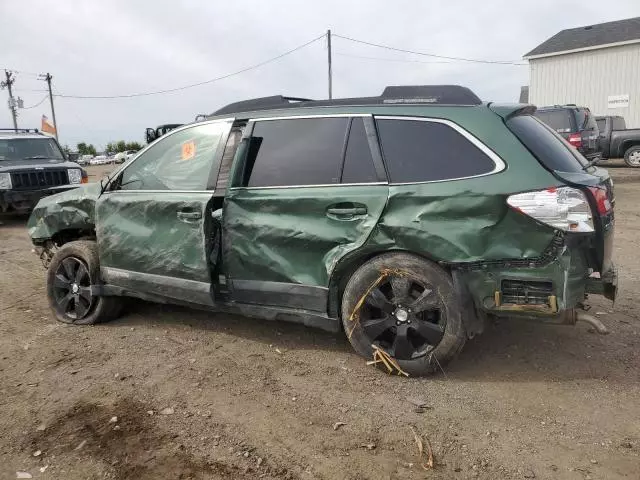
[96,120,232,305]
[222,115,388,312]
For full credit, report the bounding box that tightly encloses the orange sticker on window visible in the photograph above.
[181,141,196,161]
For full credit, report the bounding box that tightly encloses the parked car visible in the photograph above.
[595,115,640,167]
[113,150,136,164]
[0,128,88,214]
[27,86,617,376]
[534,105,600,161]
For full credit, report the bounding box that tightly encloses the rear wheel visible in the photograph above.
[341,253,466,376]
[624,146,640,167]
[47,241,122,325]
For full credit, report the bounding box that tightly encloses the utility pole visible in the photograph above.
[327,29,333,100]
[40,73,58,140]
[1,70,18,131]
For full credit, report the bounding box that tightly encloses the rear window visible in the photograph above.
[596,119,606,132]
[376,119,497,183]
[578,109,597,132]
[534,110,573,134]
[508,115,587,172]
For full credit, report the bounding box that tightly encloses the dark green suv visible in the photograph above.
[27,85,617,376]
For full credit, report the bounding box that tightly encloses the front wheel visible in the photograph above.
[341,253,466,376]
[47,240,122,325]
[624,146,640,167]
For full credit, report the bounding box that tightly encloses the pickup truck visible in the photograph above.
[596,115,640,167]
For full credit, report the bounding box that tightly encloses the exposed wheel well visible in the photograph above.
[51,228,97,247]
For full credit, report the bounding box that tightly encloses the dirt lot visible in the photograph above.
[0,162,639,480]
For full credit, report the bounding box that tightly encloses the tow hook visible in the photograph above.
[576,311,609,335]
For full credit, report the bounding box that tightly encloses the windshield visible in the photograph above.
[0,137,65,161]
[533,110,573,134]
[508,115,588,172]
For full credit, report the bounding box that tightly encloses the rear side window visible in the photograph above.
[613,117,626,130]
[341,118,378,183]
[244,118,348,187]
[534,110,573,133]
[508,115,587,172]
[375,119,497,183]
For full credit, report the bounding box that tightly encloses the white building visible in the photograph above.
[524,17,640,128]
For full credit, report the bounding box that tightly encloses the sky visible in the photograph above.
[1,0,639,150]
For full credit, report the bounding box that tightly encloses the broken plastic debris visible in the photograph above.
[160,407,175,415]
[333,422,346,431]
[16,473,32,479]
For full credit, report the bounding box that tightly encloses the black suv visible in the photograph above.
[534,105,600,161]
[0,129,87,214]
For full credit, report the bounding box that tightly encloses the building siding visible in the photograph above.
[528,43,640,128]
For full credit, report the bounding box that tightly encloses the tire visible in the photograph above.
[341,253,466,376]
[47,240,122,325]
[623,146,640,167]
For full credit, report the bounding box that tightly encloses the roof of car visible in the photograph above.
[524,16,640,58]
[0,129,50,140]
[209,85,482,117]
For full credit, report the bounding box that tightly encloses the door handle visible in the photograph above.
[327,207,367,216]
[177,210,202,221]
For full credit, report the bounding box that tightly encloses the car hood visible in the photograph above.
[28,182,101,243]
[0,159,82,172]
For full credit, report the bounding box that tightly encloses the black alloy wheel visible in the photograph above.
[359,275,446,360]
[51,256,94,321]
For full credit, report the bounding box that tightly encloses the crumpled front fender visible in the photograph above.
[27,183,101,243]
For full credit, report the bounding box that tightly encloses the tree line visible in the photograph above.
[62,141,144,157]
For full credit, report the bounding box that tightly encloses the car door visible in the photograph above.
[96,120,232,305]
[222,115,389,313]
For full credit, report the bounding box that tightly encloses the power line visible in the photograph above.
[0,68,42,77]
[332,33,526,65]
[54,34,325,99]
[22,94,48,109]
[335,51,458,64]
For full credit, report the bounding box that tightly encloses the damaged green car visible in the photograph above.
[28,85,617,376]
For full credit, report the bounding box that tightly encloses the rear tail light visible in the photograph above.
[587,186,611,214]
[567,133,582,148]
[507,187,594,232]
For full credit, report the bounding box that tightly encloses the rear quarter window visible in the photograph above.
[508,115,587,173]
[375,119,499,183]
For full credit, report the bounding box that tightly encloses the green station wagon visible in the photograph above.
[28,85,617,376]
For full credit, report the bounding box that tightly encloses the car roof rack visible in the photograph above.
[0,128,41,134]
[211,85,481,116]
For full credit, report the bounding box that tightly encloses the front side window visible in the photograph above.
[0,138,65,161]
[376,119,497,183]
[243,117,348,188]
[118,123,227,191]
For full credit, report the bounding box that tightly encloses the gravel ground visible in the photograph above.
[0,162,638,480]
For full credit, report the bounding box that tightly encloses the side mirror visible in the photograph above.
[145,128,157,144]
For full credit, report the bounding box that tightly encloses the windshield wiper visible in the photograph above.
[24,155,49,159]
